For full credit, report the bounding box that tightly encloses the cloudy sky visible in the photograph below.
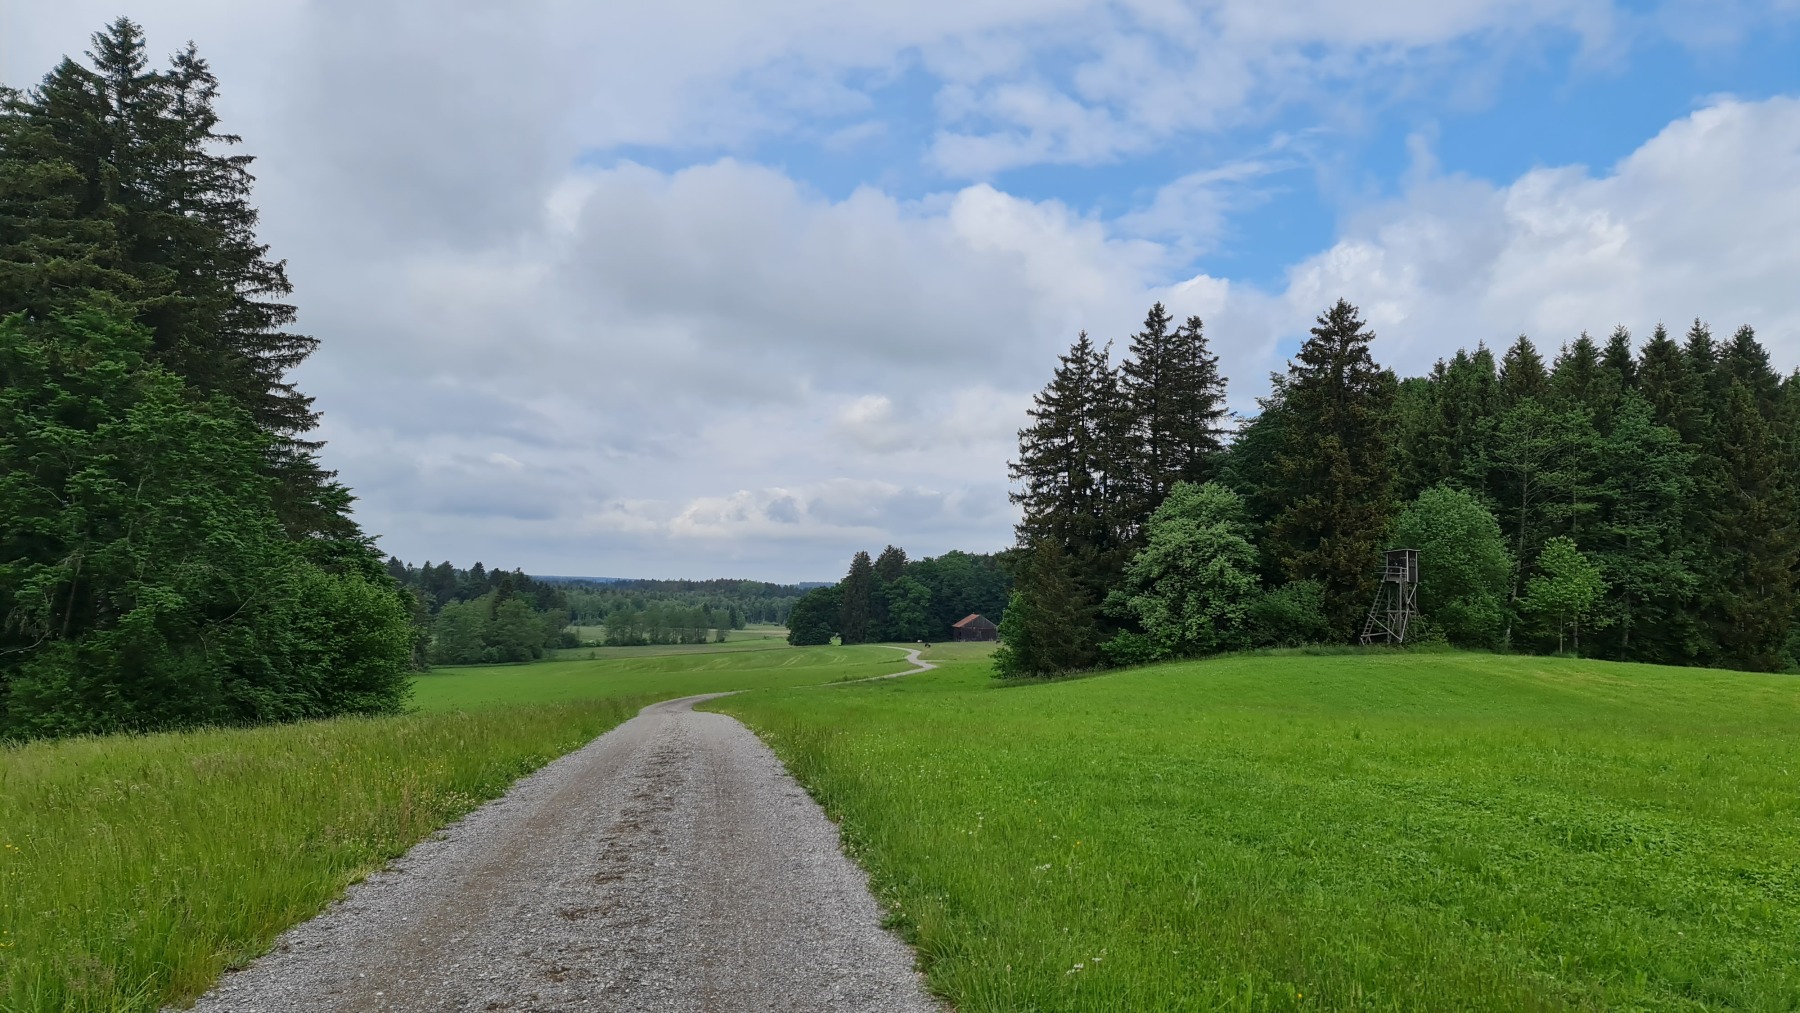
[8,2,1800,582]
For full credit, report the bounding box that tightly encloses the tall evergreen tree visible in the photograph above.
[1720,325,1781,414]
[0,20,346,539]
[873,545,908,583]
[838,551,877,645]
[1265,299,1396,637]
[1601,325,1637,391]
[1499,335,1550,405]
[1120,305,1229,520]
[992,540,1096,677]
[1586,392,1696,663]
[1708,382,1799,671]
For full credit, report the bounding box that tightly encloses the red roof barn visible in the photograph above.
[951,613,999,642]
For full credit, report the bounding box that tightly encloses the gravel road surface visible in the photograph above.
[185,656,941,1012]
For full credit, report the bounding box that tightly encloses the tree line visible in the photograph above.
[999,298,1800,676]
[384,559,576,665]
[787,549,1013,645]
[0,21,414,738]
[559,578,808,627]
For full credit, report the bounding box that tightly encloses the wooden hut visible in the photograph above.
[951,613,999,642]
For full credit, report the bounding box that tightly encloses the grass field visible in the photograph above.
[11,640,1799,1011]
[710,646,1800,1012]
[0,643,908,1012]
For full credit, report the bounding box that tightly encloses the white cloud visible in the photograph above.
[8,4,1800,581]
[1277,96,1800,370]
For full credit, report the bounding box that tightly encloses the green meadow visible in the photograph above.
[7,643,1799,1012]
[712,646,1800,1012]
[0,644,908,1013]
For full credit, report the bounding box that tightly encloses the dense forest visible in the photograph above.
[383,559,576,665]
[0,21,414,738]
[787,548,1013,645]
[560,578,806,626]
[557,578,807,646]
[999,300,1800,676]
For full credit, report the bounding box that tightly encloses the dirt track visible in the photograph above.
[185,659,941,1012]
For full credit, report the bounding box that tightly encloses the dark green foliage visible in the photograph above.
[906,550,1013,638]
[0,308,410,738]
[1246,581,1332,647]
[1264,299,1397,638]
[1708,382,1799,671]
[1119,305,1229,522]
[1391,485,1512,648]
[792,549,1012,645]
[1498,335,1550,405]
[1011,297,1800,674]
[0,20,346,538]
[838,551,877,645]
[786,586,841,646]
[562,578,805,626]
[993,541,1095,678]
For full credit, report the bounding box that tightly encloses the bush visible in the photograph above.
[1391,484,1513,649]
[1248,580,1332,647]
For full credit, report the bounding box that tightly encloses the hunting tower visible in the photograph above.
[1360,548,1420,645]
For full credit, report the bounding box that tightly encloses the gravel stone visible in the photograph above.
[182,660,943,1013]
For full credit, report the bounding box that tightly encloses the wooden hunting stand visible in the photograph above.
[1360,548,1420,645]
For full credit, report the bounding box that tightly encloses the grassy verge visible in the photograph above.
[1,642,907,1012]
[710,647,1800,1011]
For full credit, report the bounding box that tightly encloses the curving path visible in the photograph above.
[184,650,942,1012]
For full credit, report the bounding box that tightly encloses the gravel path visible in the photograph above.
[185,652,942,1013]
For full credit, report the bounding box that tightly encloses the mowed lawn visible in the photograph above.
[710,647,1800,1012]
[0,643,909,1013]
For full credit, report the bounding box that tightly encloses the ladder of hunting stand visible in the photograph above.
[1361,548,1420,645]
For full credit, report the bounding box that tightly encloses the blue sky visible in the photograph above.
[11,1,1800,581]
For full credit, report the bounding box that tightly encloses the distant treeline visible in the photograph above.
[560,578,808,626]
[384,559,575,665]
[999,299,1800,677]
[787,549,1013,645]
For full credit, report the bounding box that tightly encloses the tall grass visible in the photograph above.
[0,641,911,1012]
[0,699,643,1011]
[714,649,1800,1012]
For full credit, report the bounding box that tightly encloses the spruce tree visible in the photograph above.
[1708,382,1799,671]
[1010,332,1112,558]
[1601,325,1637,390]
[1499,335,1550,405]
[1009,332,1129,635]
[838,551,877,645]
[991,540,1096,677]
[873,545,907,583]
[1265,299,1396,638]
[0,19,345,540]
[1588,392,1696,663]
[1120,305,1229,520]
[1720,325,1781,414]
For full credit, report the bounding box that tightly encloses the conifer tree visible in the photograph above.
[1120,305,1229,520]
[873,545,907,583]
[1010,332,1113,558]
[0,19,345,539]
[1720,325,1781,414]
[1265,299,1396,637]
[838,551,876,645]
[1551,332,1616,418]
[1602,325,1637,390]
[1708,382,1799,671]
[992,541,1096,677]
[1499,335,1550,405]
[1588,392,1696,663]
